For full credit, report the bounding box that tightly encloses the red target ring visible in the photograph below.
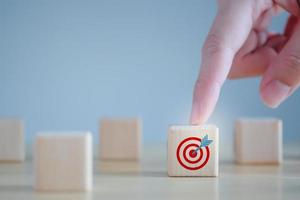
[176,137,210,170]
[183,143,203,164]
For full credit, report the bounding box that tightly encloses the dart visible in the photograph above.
[193,135,213,155]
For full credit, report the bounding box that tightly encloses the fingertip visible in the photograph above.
[190,84,208,125]
[190,103,203,125]
[190,78,222,125]
[260,80,291,108]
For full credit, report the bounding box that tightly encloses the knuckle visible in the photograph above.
[202,34,225,57]
[202,33,233,60]
[283,54,300,74]
[277,53,300,85]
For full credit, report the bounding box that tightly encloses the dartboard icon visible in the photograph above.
[176,136,211,170]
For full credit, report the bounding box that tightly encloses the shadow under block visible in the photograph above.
[235,118,282,164]
[168,125,219,177]
[100,118,141,160]
[0,119,25,162]
[34,132,93,191]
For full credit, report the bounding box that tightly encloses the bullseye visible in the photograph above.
[176,136,210,171]
[189,150,197,158]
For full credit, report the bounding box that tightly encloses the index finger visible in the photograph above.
[190,1,257,124]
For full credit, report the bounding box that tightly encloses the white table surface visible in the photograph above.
[0,144,299,200]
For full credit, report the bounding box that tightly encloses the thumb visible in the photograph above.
[260,20,300,107]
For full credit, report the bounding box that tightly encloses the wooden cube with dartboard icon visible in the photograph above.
[168,125,219,177]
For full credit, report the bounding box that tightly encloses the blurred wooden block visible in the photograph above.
[100,118,141,160]
[34,132,93,191]
[168,125,218,177]
[235,118,282,164]
[0,119,25,162]
[99,160,140,174]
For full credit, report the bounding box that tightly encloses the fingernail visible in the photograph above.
[261,80,291,108]
[257,31,268,46]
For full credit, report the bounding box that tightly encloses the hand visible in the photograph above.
[190,0,300,124]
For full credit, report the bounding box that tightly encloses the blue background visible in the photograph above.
[1,0,299,145]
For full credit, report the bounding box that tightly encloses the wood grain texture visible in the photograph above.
[0,144,300,199]
[99,118,141,160]
[168,125,218,177]
[235,118,282,164]
[34,132,93,191]
[0,119,25,162]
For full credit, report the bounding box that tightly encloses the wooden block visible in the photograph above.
[0,119,25,162]
[168,125,219,177]
[99,160,140,173]
[34,132,93,191]
[100,118,141,160]
[235,118,282,164]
